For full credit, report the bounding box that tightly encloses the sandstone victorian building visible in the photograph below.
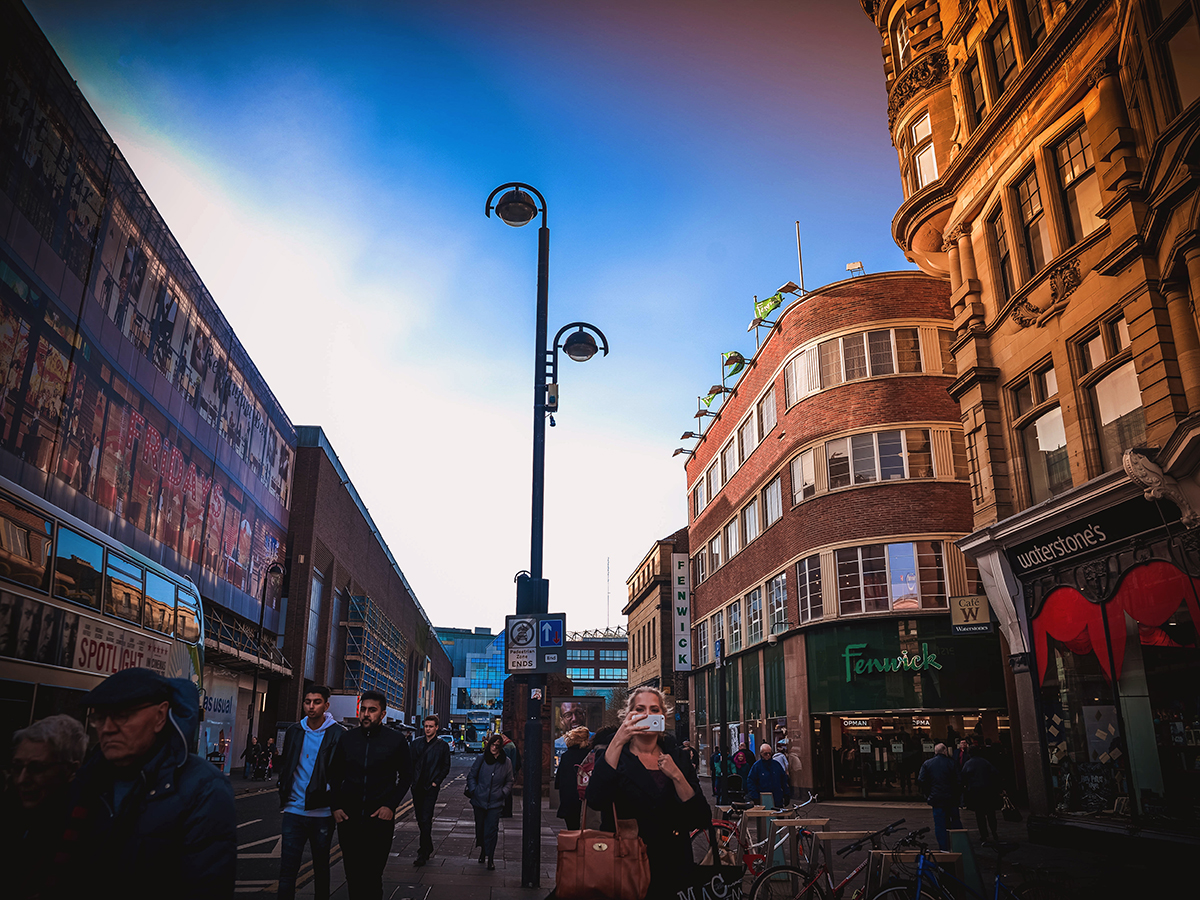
[683,273,1009,799]
[861,0,1200,839]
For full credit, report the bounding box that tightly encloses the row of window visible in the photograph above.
[696,426,965,583]
[694,474,784,584]
[692,642,787,726]
[566,667,628,681]
[634,615,657,668]
[566,648,629,661]
[693,386,777,517]
[1006,315,1146,505]
[694,327,956,524]
[783,327,953,408]
[694,539,955,666]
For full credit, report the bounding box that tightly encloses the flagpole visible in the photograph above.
[796,221,806,293]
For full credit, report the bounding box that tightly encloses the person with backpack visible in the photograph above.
[554,726,590,831]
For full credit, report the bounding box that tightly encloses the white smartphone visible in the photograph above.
[643,714,666,732]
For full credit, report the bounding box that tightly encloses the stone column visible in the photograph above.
[1163,280,1200,412]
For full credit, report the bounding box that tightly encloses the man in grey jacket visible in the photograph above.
[278,686,345,900]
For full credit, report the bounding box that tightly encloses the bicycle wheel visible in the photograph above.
[691,821,739,865]
[869,883,952,900]
[1013,881,1065,900]
[749,864,827,900]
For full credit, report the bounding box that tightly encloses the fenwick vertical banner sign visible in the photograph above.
[671,553,692,671]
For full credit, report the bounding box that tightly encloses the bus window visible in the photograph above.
[176,588,200,643]
[54,527,103,610]
[0,494,51,592]
[106,554,144,626]
[144,571,174,636]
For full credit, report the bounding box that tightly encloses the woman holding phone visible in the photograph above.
[586,687,711,898]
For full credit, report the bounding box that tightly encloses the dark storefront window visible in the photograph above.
[694,671,707,726]
[726,662,740,722]
[1032,560,1200,823]
[765,643,786,717]
[743,654,761,720]
[806,616,1009,798]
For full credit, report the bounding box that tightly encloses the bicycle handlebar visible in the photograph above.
[836,818,906,856]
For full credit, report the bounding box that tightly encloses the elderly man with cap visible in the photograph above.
[49,667,237,899]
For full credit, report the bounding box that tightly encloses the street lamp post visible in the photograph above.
[246,561,284,761]
[486,183,608,888]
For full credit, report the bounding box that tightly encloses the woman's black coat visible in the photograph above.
[555,744,589,820]
[586,734,711,898]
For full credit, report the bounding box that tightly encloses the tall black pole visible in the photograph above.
[718,649,729,805]
[246,564,276,764]
[521,217,550,889]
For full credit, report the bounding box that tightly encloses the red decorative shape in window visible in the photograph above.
[1032,561,1200,683]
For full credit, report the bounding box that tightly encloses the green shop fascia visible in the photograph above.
[806,616,1007,714]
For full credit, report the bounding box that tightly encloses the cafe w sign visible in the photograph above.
[950,594,993,635]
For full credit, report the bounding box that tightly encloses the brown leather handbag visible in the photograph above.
[555,802,651,900]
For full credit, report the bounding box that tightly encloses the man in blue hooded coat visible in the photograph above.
[50,667,237,899]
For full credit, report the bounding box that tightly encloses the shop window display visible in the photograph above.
[1033,560,1200,821]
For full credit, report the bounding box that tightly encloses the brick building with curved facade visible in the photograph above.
[684,271,1013,799]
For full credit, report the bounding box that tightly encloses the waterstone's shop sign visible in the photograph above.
[1005,495,1178,577]
[806,617,1006,714]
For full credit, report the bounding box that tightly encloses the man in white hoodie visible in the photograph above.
[277,686,345,900]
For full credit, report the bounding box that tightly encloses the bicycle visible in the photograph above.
[691,790,819,877]
[748,818,910,900]
[867,831,1061,900]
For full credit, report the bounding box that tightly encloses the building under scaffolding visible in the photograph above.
[343,594,408,710]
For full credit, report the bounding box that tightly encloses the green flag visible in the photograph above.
[723,351,745,376]
[700,393,717,407]
[754,292,784,320]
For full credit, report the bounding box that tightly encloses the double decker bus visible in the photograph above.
[465,709,495,752]
[0,475,204,752]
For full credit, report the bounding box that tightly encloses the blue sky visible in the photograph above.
[27,0,912,631]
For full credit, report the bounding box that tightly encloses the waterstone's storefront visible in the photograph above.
[806,616,1010,799]
[1006,488,1199,829]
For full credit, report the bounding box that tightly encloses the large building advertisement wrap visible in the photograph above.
[0,24,292,612]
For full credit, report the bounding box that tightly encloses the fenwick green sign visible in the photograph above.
[842,642,943,683]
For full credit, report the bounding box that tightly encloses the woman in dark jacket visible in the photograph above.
[555,725,590,830]
[467,735,513,869]
[587,687,711,899]
[961,750,1002,841]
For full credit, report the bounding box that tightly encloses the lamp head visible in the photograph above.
[494,188,539,227]
[562,329,599,362]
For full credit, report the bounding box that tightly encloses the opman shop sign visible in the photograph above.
[950,594,993,635]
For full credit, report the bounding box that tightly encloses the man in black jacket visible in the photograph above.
[277,686,345,900]
[409,714,451,866]
[329,691,412,900]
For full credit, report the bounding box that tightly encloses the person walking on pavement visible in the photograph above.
[329,691,412,900]
[500,731,521,818]
[241,735,261,778]
[467,734,514,869]
[961,749,1003,842]
[50,667,236,899]
[554,725,590,830]
[709,747,724,805]
[2,714,87,900]
[917,742,963,851]
[409,714,451,867]
[746,743,790,807]
[277,686,345,900]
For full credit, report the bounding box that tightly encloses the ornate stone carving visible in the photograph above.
[1087,58,1114,88]
[888,50,950,128]
[1012,298,1042,328]
[1050,260,1082,303]
[1124,449,1200,527]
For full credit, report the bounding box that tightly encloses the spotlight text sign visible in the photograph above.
[672,553,692,671]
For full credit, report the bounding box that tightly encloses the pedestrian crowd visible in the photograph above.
[1,667,459,900]
[917,739,1007,850]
